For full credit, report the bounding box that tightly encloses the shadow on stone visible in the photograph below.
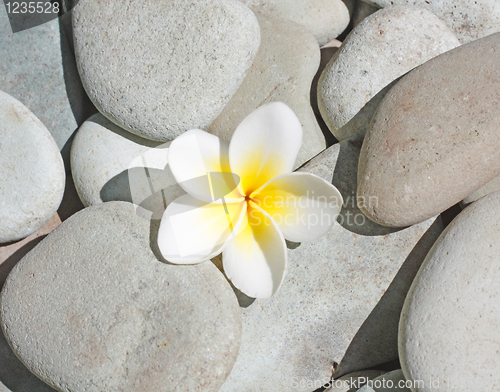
[102,169,184,220]
[286,240,301,250]
[99,169,134,204]
[149,219,167,265]
[311,46,340,148]
[333,217,443,377]
[58,11,97,131]
[0,238,57,392]
[211,254,256,308]
[334,80,397,143]
[333,141,402,236]
[85,114,161,147]
[55,11,97,223]
[57,153,85,222]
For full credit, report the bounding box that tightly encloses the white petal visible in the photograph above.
[168,129,243,203]
[158,194,246,264]
[252,172,343,242]
[229,102,303,195]
[222,202,287,299]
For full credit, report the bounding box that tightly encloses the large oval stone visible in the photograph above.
[0,90,65,244]
[0,202,241,392]
[399,191,500,391]
[358,32,500,227]
[73,0,260,141]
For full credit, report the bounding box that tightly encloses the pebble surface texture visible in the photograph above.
[0,90,65,244]
[0,10,94,152]
[73,0,260,141]
[358,32,500,227]
[239,0,350,46]
[217,143,442,392]
[363,0,500,43]
[399,192,500,391]
[318,6,460,142]
[209,13,325,169]
[71,114,184,218]
[0,215,61,392]
[0,202,241,392]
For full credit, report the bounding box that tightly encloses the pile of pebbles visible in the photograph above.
[1,0,499,391]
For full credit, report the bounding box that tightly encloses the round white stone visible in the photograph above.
[0,201,242,392]
[73,0,260,141]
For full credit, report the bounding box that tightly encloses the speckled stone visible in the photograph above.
[73,0,260,141]
[239,0,350,46]
[0,202,241,392]
[0,90,65,244]
[318,6,460,142]
[0,10,94,152]
[0,218,61,392]
[399,192,500,391]
[357,370,410,392]
[217,142,442,392]
[209,13,325,169]
[71,114,184,218]
[358,32,500,227]
[325,370,386,391]
[363,0,500,43]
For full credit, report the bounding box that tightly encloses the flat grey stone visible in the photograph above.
[358,32,500,227]
[0,9,94,152]
[399,192,500,391]
[318,6,460,142]
[217,142,442,392]
[71,114,184,218]
[209,13,325,169]
[363,0,500,43]
[73,0,260,141]
[0,202,241,392]
[357,370,410,392]
[239,0,350,46]
[0,90,65,244]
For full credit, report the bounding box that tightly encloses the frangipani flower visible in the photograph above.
[158,102,343,298]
